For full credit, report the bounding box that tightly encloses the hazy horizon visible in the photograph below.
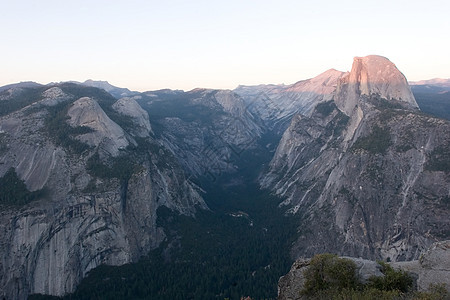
[2,0,449,92]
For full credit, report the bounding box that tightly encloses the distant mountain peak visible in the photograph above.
[83,79,115,90]
[81,79,139,99]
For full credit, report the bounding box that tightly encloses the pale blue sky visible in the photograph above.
[1,0,449,91]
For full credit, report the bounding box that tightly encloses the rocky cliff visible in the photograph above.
[262,55,450,261]
[137,88,264,178]
[0,84,206,299]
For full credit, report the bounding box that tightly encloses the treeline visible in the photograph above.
[0,168,47,206]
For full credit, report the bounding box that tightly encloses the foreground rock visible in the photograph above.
[391,240,450,292]
[278,240,450,300]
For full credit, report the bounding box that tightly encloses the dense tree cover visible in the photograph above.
[0,168,47,206]
[352,125,392,154]
[315,101,336,117]
[86,152,140,181]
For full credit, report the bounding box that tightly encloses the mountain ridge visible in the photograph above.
[410,78,450,87]
[261,55,449,262]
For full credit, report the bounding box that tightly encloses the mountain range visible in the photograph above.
[0,56,449,299]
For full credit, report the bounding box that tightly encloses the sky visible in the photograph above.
[1,0,449,92]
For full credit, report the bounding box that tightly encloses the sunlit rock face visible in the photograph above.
[335,55,418,116]
[234,69,346,133]
[262,55,449,262]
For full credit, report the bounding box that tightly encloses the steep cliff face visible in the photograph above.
[235,69,346,133]
[0,84,206,299]
[262,55,450,261]
[137,88,263,178]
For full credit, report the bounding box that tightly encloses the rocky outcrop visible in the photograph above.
[0,84,206,299]
[262,55,450,261]
[278,257,385,300]
[67,97,129,157]
[392,240,450,292]
[112,97,153,137]
[278,240,450,299]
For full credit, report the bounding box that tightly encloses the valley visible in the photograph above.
[0,55,449,299]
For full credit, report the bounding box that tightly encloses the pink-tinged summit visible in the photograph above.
[335,55,418,116]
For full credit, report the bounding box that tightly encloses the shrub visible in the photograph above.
[300,255,417,299]
[301,253,359,296]
[414,284,449,300]
[367,261,413,293]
